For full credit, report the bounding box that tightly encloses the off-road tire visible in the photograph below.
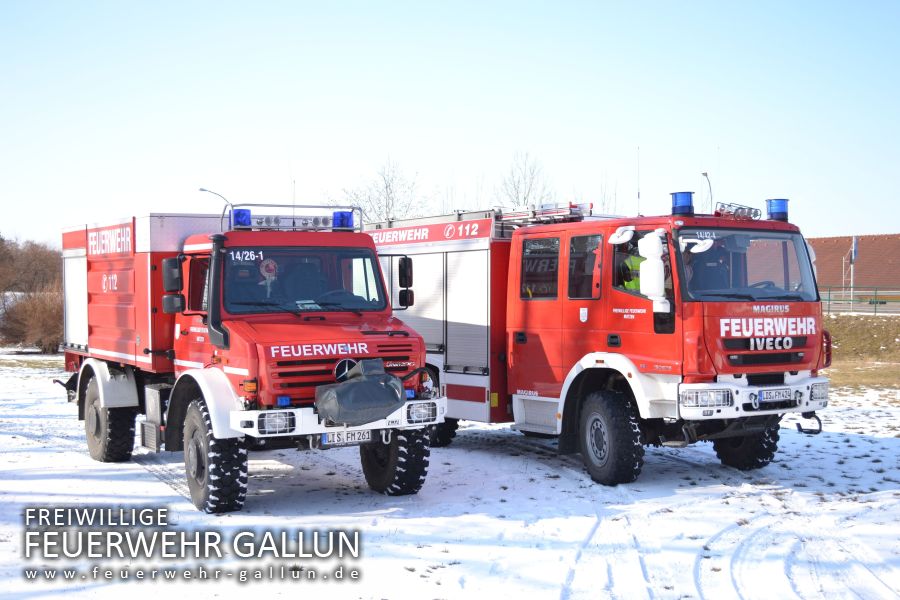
[360,429,430,495]
[713,426,780,471]
[578,391,644,485]
[429,418,459,447]
[183,399,248,513]
[84,376,136,462]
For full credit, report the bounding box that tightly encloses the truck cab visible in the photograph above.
[506,196,829,480]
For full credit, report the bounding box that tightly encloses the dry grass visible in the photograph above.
[821,315,900,391]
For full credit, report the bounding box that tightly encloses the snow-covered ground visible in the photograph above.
[1,351,898,599]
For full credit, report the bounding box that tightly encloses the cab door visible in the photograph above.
[173,254,213,371]
[606,231,682,375]
[507,232,563,397]
[562,232,606,370]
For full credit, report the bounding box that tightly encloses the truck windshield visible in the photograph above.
[676,228,818,302]
[223,246,387,315]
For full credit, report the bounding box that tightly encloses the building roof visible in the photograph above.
[807,234,900,290]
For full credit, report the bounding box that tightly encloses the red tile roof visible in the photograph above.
[807,234,900,290]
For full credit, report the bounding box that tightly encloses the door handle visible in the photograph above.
[514,331,527,344]
[607,334,621,348]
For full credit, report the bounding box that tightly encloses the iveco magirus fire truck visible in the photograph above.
[59,203,445,512]
[371,194,829,485]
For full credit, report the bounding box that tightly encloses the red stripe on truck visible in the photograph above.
[446,384,487,403]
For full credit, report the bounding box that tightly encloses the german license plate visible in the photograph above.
[321,429,371,447]
[760,388,792,402]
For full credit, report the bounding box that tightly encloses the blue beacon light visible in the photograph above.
[671,191,695,216]
[276,395,291,407]
[766,199,789,222]
[232,209,252,228]
[332,211,354,229]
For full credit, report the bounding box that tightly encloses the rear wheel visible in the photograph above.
[429,418,459,447]
[183,399,248,513]
[578,391,644,485]
[713,426,780,471]
[360,429,430,495]
[84,377,136,462]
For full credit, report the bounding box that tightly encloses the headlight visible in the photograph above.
[407,402,437,423]
[680,389,733,408]
[258,411,295,435]
[811,383,829,401]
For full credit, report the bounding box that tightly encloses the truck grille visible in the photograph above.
[268,342,415,404]
[723,337,807,350]
[746,373,785,386]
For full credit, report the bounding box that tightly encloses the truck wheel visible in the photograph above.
[578,391,644,485]
[84,377,136,462]
[713,426,780,471]
[360,429,430,495]
[429,418,459,447]
[183,399,248,513]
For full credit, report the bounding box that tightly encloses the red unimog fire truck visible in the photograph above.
[372,194,830,485]
[59,203,445,512]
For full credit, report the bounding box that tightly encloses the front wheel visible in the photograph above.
[360,429,430,495]
[713,426,780,471]
[183,399,248,513]
[578,391,644,485]
[84,377,136,462]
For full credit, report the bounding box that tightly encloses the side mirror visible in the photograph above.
[162,293,186,314]
[398,256,413,289]
[398,289,415,308]
[162,257,183,292]
[637,230,670,313]
[608,226,635,245]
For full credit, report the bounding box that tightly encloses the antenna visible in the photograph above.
[636,146,641,215]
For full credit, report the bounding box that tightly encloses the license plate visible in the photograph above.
[321,429,372,447]
[760,388,792,402]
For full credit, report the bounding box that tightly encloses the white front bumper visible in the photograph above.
[229,396,447,438]
[678,375,828,420]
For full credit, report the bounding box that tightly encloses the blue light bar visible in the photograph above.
[671,191,694,216]
[276,395,291,407]
[232,208,252,228]
[766,198,789,221]
[332,210,354,229]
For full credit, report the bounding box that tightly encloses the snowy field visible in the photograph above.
[1,351,898,599]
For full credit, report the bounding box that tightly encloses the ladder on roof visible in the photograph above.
[497,202,594,225]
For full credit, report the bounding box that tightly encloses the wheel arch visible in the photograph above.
[76,358,140,420]
[558,364,634,454]
[166,368,244,451]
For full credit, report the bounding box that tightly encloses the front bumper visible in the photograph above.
[678,374,828,420]
[230,396,447,438]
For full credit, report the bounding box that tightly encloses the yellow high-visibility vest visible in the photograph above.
[623,255,644,291]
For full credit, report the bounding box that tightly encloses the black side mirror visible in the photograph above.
[162,294,186,314]
[398,256,413,289]
[398,289,415,308]
[162,257,184,292]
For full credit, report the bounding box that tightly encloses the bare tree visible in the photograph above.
[342,160,421,223]
[596,179,618,215]
[499,152,552,208]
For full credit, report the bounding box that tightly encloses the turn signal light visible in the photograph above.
[242,379,258,393]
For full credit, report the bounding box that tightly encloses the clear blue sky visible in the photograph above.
[2,1,898,245]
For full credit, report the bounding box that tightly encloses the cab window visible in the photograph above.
[568,234,602,299]
[521,237,559,299]
[187,257,209,312]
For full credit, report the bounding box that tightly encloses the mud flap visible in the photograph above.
[315,359,405,426]
[53,373,78,402]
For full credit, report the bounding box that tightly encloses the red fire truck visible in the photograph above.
[372,194,830,485]
[60,203,445,512]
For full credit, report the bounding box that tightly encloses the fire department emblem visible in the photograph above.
[334,358,358,382]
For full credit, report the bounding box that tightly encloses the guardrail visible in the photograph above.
[821,287,900,315]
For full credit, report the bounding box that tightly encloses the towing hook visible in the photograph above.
[795,412,822,435]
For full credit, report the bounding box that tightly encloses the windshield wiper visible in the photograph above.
[697,292,757,300]
[315,301,363,316]
[229,301,281,307]
[760,293,805,301]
